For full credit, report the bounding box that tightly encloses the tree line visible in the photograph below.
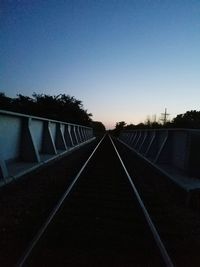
[112,110,200,135]
[2,92,199,135]
[0,92,106,133]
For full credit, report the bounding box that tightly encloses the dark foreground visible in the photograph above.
[0,135,200,266]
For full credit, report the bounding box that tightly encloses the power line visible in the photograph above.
[160,108,170,124]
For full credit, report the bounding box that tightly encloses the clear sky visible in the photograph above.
[1,0,200,129]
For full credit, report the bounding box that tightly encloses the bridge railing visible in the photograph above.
[119,129,200,191]
[0,110,95,186]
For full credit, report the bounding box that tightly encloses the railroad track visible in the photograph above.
[18,134,173,267]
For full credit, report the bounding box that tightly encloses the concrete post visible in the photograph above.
[76,126,82,143]
[138,131,148,152]
[0,160,8,181]
[68,125,74,147]
[145,131,156,158]
[55,123,67,150]
[20,117,40,162]
[154,131,169,163]
[71,125,78,146]
[42,121,57,154]
[64,124,73,148]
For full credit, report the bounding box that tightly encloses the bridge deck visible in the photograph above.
[24,135,165,266]
[0,136,200,266]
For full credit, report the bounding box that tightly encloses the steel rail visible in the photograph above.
[17,134,106,267]
[109,135,174,267]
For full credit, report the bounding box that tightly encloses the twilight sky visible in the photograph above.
[1,0,200,129]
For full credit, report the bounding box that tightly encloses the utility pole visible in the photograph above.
[160,108,170,125]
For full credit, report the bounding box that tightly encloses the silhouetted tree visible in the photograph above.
[0,92,93,126]
[124,123,136,130]
[116,121,126,129]
[91,121,106,136]
[149,121,162,128]
[134,122,146,129]
[0,93,12,110]
[12,94,36,115]
[172,110,200,129]
[112,121,126,136]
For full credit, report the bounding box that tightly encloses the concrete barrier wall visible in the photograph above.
[0,110,95,186]
[119,129,200,183]
[0,115,22,161]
